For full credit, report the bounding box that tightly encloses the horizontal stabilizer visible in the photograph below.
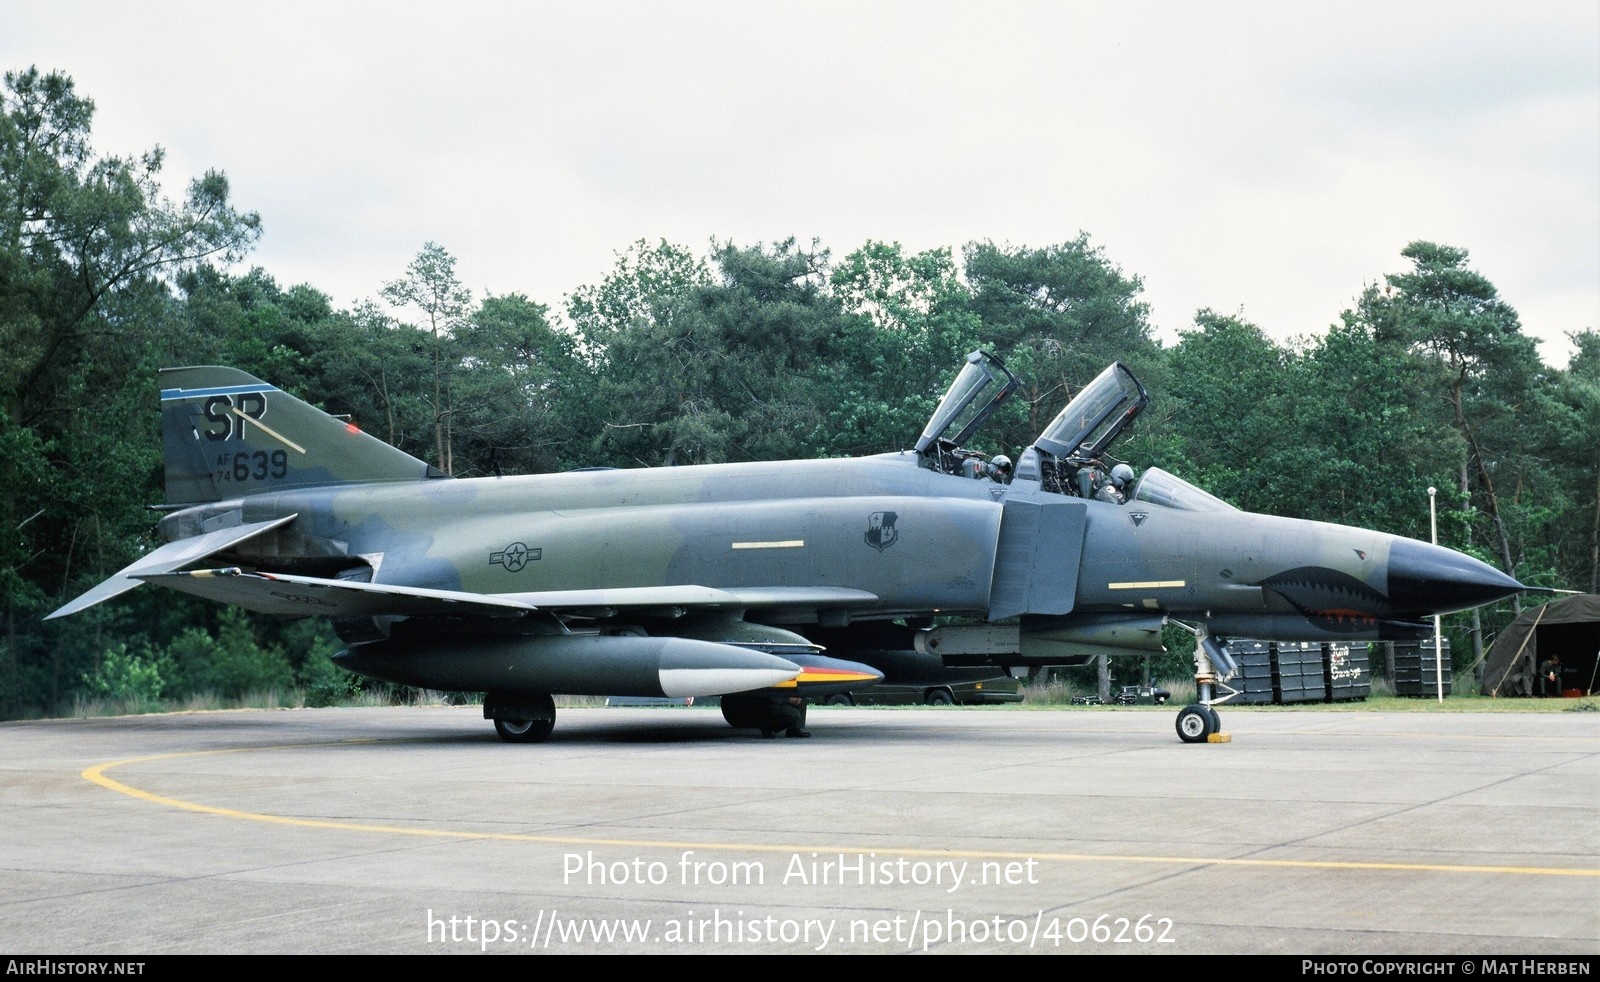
[45,516,298,620]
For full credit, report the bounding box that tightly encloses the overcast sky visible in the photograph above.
[7,1,1597,364]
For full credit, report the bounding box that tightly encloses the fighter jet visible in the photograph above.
[47,352,1527,743]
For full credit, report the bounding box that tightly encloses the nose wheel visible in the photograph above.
[1175,704,1221,743]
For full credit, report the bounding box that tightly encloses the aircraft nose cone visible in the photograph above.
[1387,538,1524,616]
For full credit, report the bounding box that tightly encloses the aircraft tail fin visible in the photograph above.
[159,366,446,506]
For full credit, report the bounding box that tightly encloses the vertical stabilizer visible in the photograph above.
[160,366,445,506]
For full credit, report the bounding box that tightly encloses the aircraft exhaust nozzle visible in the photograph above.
[333,633,800,698]
[1385,539,1526,617]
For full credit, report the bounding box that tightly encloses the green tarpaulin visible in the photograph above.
[1480,594,1600,697]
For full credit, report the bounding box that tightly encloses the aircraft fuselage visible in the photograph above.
[156,450,1513,647]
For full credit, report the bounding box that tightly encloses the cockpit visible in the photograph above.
[916,351,1234,510]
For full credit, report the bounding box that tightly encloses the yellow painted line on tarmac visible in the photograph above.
[82,744,1600,878]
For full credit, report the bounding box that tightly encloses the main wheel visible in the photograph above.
[721,695,765,728]
[1175,705,1214,743]
[495,715,554,744]
[925,689,955,706]
[825,693,854,707]
[486,692,556,744]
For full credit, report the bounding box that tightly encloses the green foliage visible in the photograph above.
[168,607,293,699]
[299,654,364,708]
[1351,241,1545,578]
[818,242,981,455]
[1292,318,1459,536]
[381,241,475,473]
[452,292,589,475]
[1164,310,1301,513]
[577,238,842,466]
[963,235,1160,449]
[81,642,172,703]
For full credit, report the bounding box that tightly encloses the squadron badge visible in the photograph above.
[864,511,900,552]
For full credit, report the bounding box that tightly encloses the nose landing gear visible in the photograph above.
[1170,622,1236,744]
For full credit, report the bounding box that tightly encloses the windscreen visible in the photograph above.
[1129,467,1238,512]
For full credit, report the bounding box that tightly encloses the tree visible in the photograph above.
[566,239,715,466]
[566,238,712,351]
[692,238,842,462]
[1344,241,1557,667]
[572,238,843,466]
[963,235,1160,449]
[451,292,587,475]
[1,67,261,427]
[1548,330,1600,591]
[1295,316,1459,537]
[820,241,982,455]
[381,242,472,473]
[1163,310,1302,513]
[1354,242,1545,587]
[0,67,260,717]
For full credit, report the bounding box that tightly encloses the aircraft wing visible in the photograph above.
[44,516,299,620]
[133,568,879,620]
[135,569,540,618]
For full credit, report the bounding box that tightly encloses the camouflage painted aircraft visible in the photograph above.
[48,352,1527,743]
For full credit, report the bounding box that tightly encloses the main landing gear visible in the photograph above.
[1168,623,1238,744]
[486,691,556,743]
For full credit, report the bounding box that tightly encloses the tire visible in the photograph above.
[487,691,556,743]
[1175,705,1214,743]
[495,715,554,744]
[825,693,854,707]
[1204,706,1221,732]
[925,689,955,706]
[721,695,765,728]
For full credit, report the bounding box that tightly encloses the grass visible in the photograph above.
[35,678,1596,722]
[1015,676,1596,713]
[59,685,465,720]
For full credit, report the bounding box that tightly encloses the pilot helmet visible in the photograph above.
[991,455,1013,475]
[1110,463,1135,489]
